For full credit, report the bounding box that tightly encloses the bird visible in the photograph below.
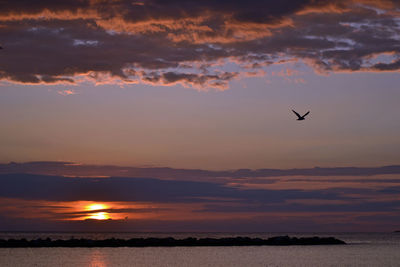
[292,109,310,120]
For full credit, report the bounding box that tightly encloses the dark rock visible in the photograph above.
[0,236,346,247]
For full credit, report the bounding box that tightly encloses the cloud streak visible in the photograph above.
[2,161,400,180]
[0,173,342,203]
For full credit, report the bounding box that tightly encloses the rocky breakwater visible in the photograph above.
[0,236,346,247]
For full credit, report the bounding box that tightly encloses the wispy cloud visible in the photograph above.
[2,161,400,180]
[57,89,77,96]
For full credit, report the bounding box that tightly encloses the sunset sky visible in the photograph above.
[1,0,400,232]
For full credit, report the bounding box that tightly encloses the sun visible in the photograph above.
[89,212,110,220]
[85,203,110,220]
[86,203,107,211]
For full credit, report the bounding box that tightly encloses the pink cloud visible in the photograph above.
[57,89,77,96]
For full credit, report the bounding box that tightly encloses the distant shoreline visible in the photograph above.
[0,236,345,247]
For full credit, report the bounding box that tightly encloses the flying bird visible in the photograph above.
[292,109,310,121]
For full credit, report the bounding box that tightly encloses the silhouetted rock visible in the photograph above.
[0,236,345,247]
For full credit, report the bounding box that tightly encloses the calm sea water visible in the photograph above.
[0,232,399,266]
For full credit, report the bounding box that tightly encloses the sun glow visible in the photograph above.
[85,203,110,220]
[87,203,107,211]
[89,212,110,220]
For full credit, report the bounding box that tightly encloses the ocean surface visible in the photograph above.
[0,232,399,266]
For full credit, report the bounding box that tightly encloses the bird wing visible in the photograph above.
[292,109,301,118]
[302,111,310,117]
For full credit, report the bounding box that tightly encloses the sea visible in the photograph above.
[0,232,399,267]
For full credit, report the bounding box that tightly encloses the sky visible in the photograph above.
[0,0,400,232]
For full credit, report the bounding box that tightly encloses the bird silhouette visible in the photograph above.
[292,109,310,120]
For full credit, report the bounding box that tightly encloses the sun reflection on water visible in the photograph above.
[88,249,107,267]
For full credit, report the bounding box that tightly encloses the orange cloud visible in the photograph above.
[57,89,77,96]
[0,198,167,221]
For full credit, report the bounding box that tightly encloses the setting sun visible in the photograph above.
[86,203,107,211]
[89,212,110,220]
[85,203,110,220]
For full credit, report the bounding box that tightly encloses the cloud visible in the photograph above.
[1,163,400,231]
[57,89,77,95]
[0,170,399,215]
[0,0,399,89]
[1,161,400,180]
[0,173,342,203]
[196,199,400,213]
